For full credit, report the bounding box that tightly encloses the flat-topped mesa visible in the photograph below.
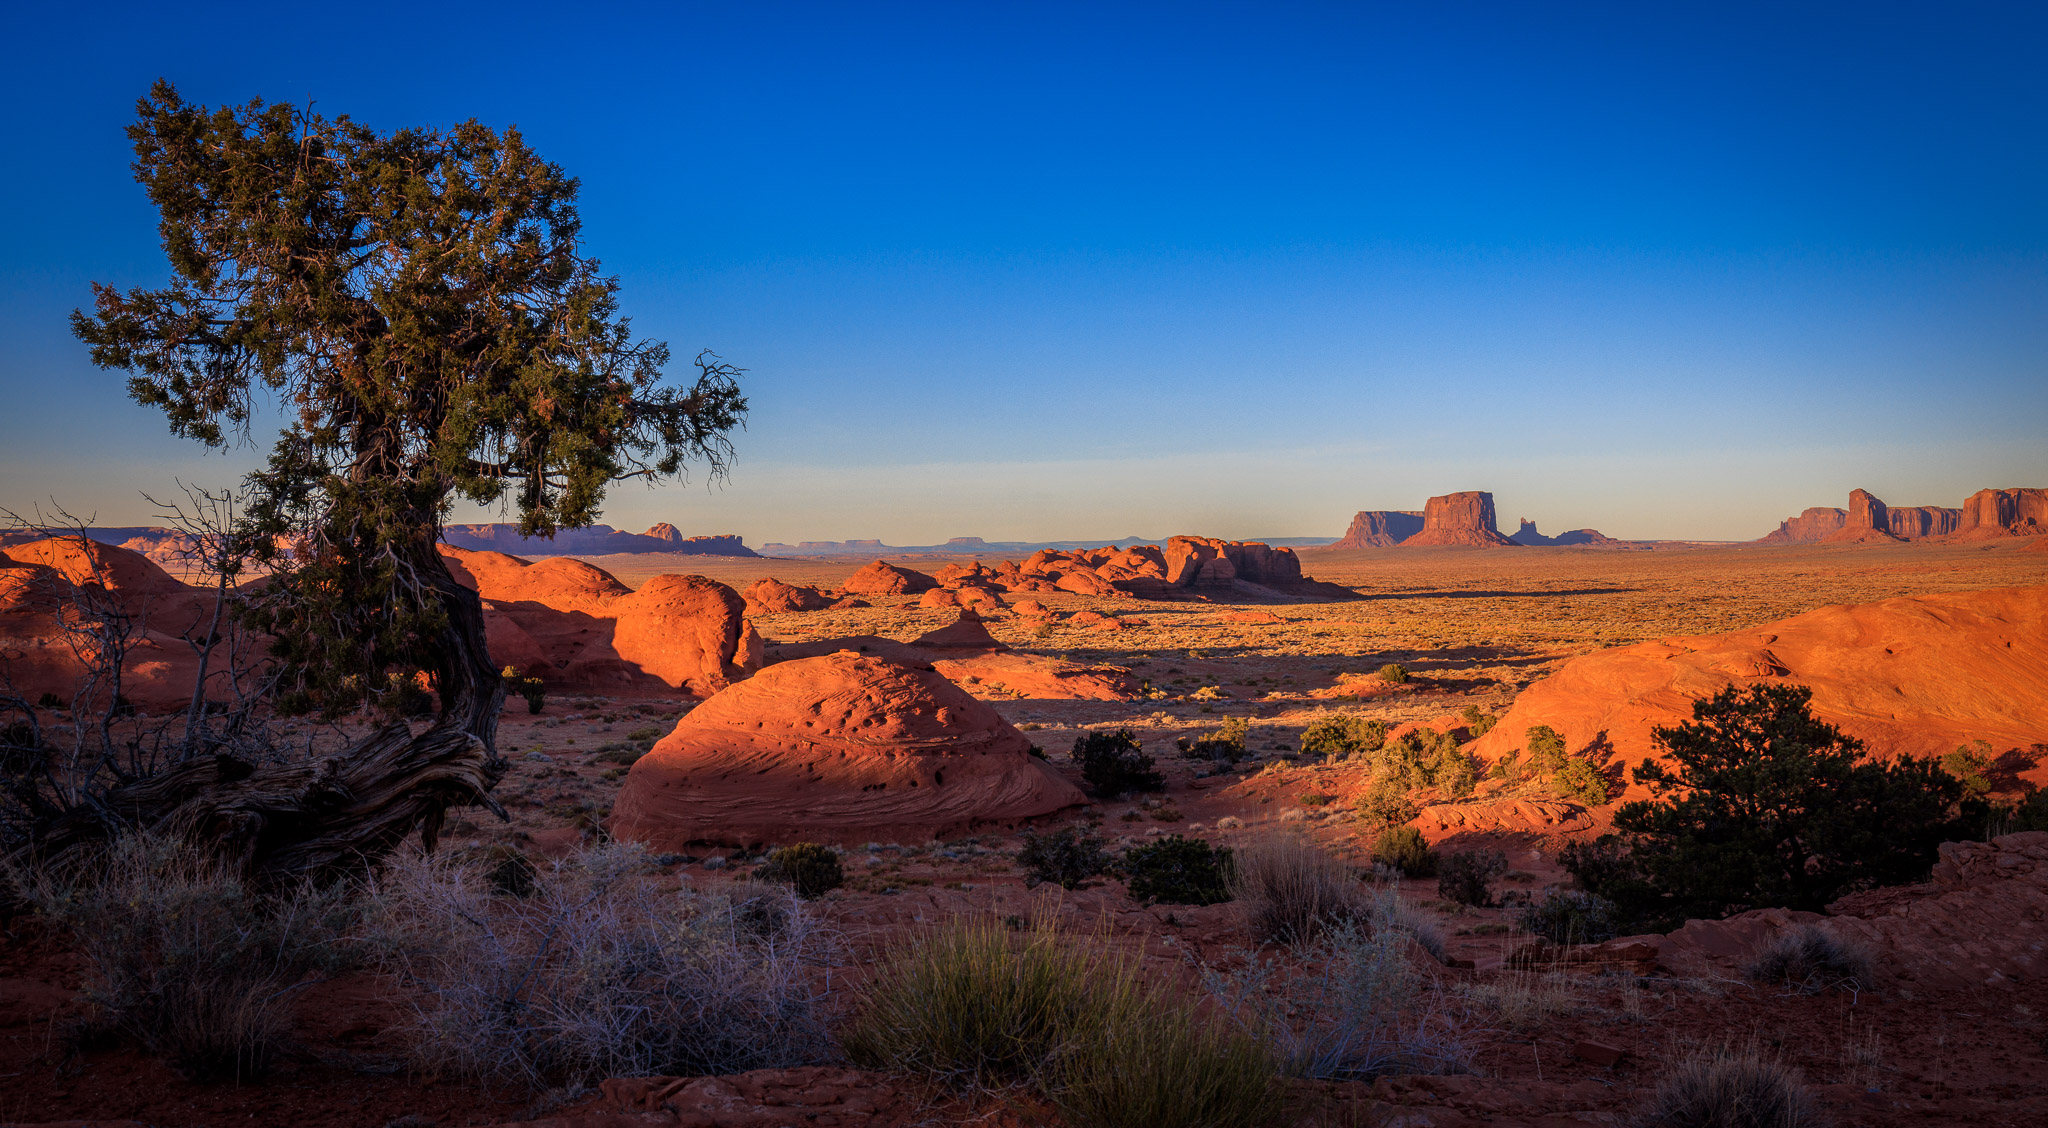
[1758,507,1848,544]
[1330,510,1424,548]
[1400,491,1518,548]
[1958,487,2048,540]
[1510,520,1634,548]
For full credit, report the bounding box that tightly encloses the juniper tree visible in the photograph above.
[65,82,746,872]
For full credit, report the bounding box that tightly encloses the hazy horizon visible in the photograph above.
[5,3,2044,546]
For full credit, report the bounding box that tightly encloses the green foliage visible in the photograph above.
[1072,729,1163,797]
[503,667,548,715]
[756,843,844,900]
[1553,756,1611,805]
[1595,684,1978,926]
[1941,740,1994,798]
[36,691,63,709]
[1525,725,1567,774]
[1353,778,1420,828]
[1119,835,1234,906]
[1999,789,2048,833]
[1017,826,1112,890]
[1435,849,1506,907]
[843,918,1279,1126]
[1370,825,1438,878]
[1515,890,1619,944]
[73,82,747,719]
[1460,704,1498,738]
[1376,663,1409,684]
[1300,714,1387,759]
[1180,717,1250,765]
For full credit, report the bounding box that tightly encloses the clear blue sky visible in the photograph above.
[3,1,2044,544]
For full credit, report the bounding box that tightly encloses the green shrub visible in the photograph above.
[1525,725,1567,774]
[1180,717,1251,765]
[1300,714,1387,759]
[36,691,63,708]
[1515,890,1619,944]
[1553,756,1611,805]
[1376,663,1409,685]
[1370,825,1437,878]
[1942,740,1994,798]
[757,843,844,899]
[1120,835,1233,906]
[1635,1046,1825,1128]
[1017,826,1112,890]
[1460,705,1498,739]
[1744,925,1873,994]
[1073,729,1163,797]
[1353,778,1419,828]
[502,666,546,714]
[2000,789,2048,832]
[1435,849,1506,907]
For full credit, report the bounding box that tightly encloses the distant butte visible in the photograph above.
[1328,491,1635,549]
[1757,486,2045,544]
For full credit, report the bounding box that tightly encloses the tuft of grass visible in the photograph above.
[1634,1045,1826,1128]
[1228,835,1365,946]
[1744,925,1873,995]
[1376,664,1409,685]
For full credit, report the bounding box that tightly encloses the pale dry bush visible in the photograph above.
[1228,834,1367,945]
[1453,967,1581,1032]
[1635,1044,1827,1128]
[1745,925,1874,995]
[368,841,833,1091]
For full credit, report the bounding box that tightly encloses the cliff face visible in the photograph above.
[1757,507,1848,545]
[1401,492,1517,547]
[1958,488,2048,539]
[1886,505,1961,539]
[1822,489,1905,543]
[1330,510,1424,548]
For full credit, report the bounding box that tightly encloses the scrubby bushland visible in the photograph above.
[8,835,356,1080]
[1745,925,1874,995]
[1017,825,1112,890]
[1516,890,1620,945]
[1179,717,1251,766]
[843,917,1280,1128]
[1436,849,1507,907]
[1072,729,1164,797]
[1634,1046,1825,1128]
[756,842,843,899]
[1370,825,1438,879]
[371,842,830,1090]
[1120,835,1233,906]
[1567,684,1980,928]
[1205,890,1465,1081]
[1300,714,1387,759]
[1363,728,1477,800]
[1229,835,1366,945]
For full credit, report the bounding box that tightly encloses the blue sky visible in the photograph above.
[3,1,2044,544]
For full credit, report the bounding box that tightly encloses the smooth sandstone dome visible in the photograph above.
[609,653,1084,847]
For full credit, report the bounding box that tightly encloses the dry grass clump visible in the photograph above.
[1744,925,1874,995]
[8,834,353,1081]
[1229,834,1366,945]
[1634,1045,1827,1128]
[844,915,1280,1128]
[370,841,831,1091]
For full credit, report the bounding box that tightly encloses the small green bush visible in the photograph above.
[1300,714,1387,759]
[1376,663,1409,684]
[502,666,546,714]
[1120,835,1233,906]
[1370,825,1438,878]
[37,691,63,708]
[1435,849,1507,907]
[1017,826,1112,890]
[1180,717,1251,765]
[1073,729,1163,797]
[757,843,844,899]
[1516,890,1619,944]
[1553,756,1611,805]
[1460,705,1498,739]
[1942,740,1994,798]
[1353,778,1419,828]
[1525,725,1567,774]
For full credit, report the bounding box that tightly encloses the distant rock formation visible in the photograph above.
[1958,487,2048,540]
[1823,489,1907,544]
[1757,507,1848,545]
[1508,521,1641,548]
[1330,510,1424,548]
[441,523,757,557]
[840,560,940,595]
[1757,487,2043,544]
[1887,505,1962,539]
[1402,492,1518,548]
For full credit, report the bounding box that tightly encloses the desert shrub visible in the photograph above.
[500,666,547,714]
[1942,740,1994,798]
[1486,748,1521,779]
[1634,1046,1824,1128]
[1367,728,1475,797]
[844,917,1279,1126]
[1353,778,1420,828]
[1120,835,1233,906]
[1016,825,1112,889]
[1515,890,1619,945]
[1376,663,1409,684]
[2000,788,2048,833]
[1460,705,1498,739]
[1181,717,1251,765]
[1526,725,1568,774]
[21,835,354,1080]
[1370,825,1438,879]
[596,744,646,764]
[1229,835,1364,945]
[1205,894,1467,1081]
[1436,849,1507,907]
[1072,729,1164,797]
[1744,925,1873,994]
[1300,714,1387,759]
[1553,756,1611,805]
[372,841,830,1090]
[756,842,844,899]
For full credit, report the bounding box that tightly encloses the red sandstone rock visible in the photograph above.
[931,652,1141,701]
[1757,506,1847,544]
[953,585,1004,610]
[1331,510,1425,548]
[917,588,961,608]
[0,539,220,711]
[1509,521,1639,548]
[910,608,1007,651]
[1958,486,2048,539]
[1822,488,1905,543]
[1465,584,2048,801]
[610,575,759,698]
[741,577,832,614]
[1011,600,1051,618]
[840,560,939,595]
[1068,610,1123,631]
[829,596,871,609]
[608,653,1084,846]
[1053,569,1121,597]
[1400,492,1517,548]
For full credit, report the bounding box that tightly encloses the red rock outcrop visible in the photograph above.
[1821,488,1905,544]
[0,538,220,711]
[1163,536,1306,587]
[1757,507,1847,544]
[1886,504,1961,538]
[910,608,1007,650]
[608,653,1085,846]
[609,575,758,698]
[1331,510,1425,549]
[1465,584,2048,801]
[1958,487,2048,539]
[1401,492,1517,548]
[917,588,961,608]
[839,560,939,595]
[1508,521,1640,548]
[742,577,832,614]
